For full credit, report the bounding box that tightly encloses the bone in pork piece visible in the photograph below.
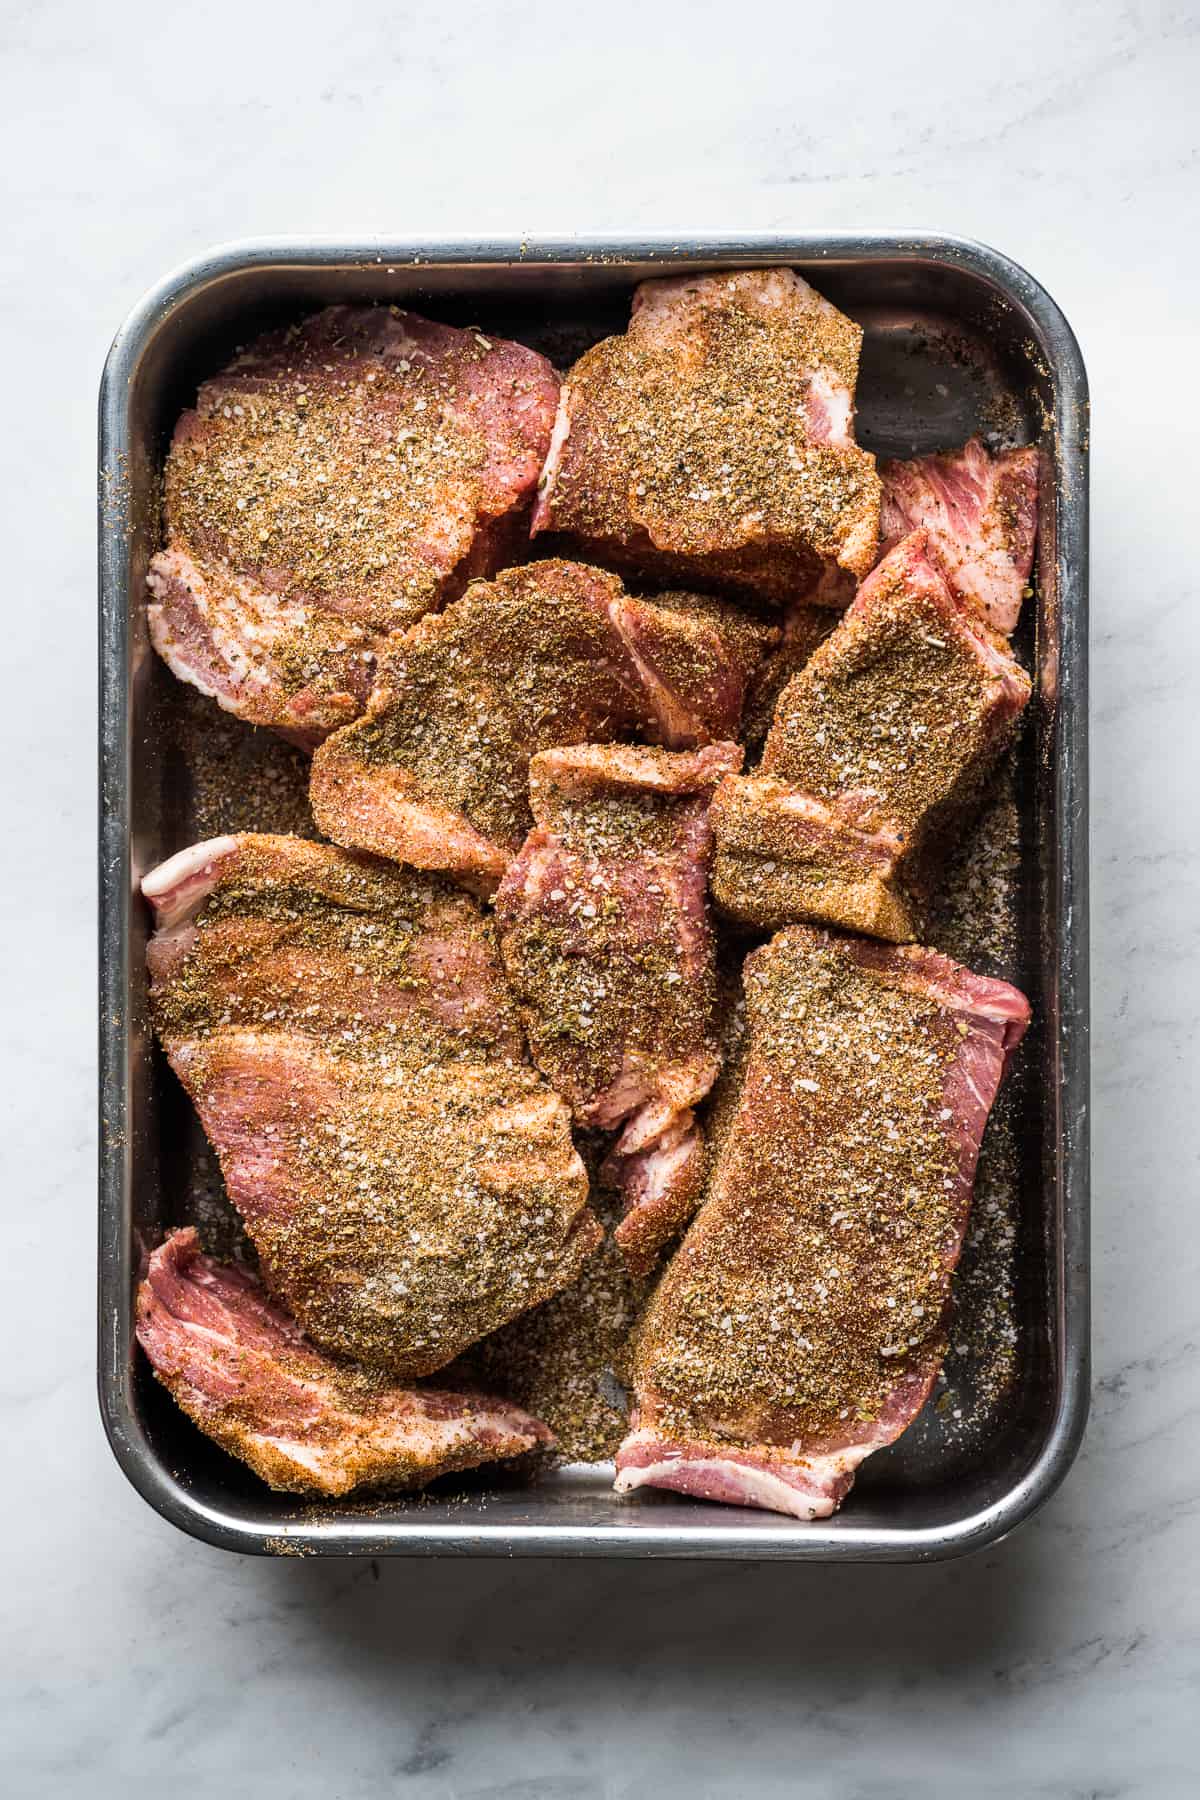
[310,559,753,892]
[710,530,1031,941]
[147,305,559,746]
[532,268,881,606]
[615,925,1030,1520]
[137,1229,552,1495]
[879,438,1039,637]
[143,834,599,1375]
[495,741,742,1275]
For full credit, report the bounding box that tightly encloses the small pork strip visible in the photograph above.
[879,438,1039,636]
[532,268,881,605]
[310,560,751,891]
[710,529,1031,941]
[495,742,742,1274]
[137,1230,551,1496]
[615,925,1030,1520]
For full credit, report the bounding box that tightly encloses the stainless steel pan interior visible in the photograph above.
[98,235,1089,1559]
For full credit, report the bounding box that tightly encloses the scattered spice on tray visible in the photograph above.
[925,752,1026,1432]
[927,752,1024,972]
[449,1184,651,1464]
[169,684,316,841]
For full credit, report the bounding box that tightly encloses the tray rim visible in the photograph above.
[98,231,1090,1561]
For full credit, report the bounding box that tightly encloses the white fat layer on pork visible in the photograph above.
[614,1428,874,1521]
[141,836,239,930]
[531,385,572,526]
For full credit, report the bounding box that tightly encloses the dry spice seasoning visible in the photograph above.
[629,927,970,1446]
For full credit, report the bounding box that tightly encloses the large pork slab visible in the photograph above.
[142,834,599,1374]
[532,268,881,606]
[138,1229,551,1495]
[615,925,1030,1520]
[147,305,559,745]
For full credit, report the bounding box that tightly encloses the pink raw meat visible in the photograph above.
[879,437,1039,636]
[137,1229,551,1495]
[615,925,1029,1521]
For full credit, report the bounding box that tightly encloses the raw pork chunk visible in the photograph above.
[148,305,559,745]
[532,269,881,606]
[495,742,741,1274]
[310,560,753,891]
[879,438,1039,636]
[615,925,1030,1520]
[138,1230,551,1495]
[710,530,1031,940]
[143,834,599,1374]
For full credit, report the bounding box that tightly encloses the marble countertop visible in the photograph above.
[3,1,1198,1793]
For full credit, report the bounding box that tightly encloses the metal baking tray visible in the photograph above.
[98,234,1089,1560]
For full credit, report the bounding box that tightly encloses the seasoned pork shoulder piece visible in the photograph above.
[143,834,599,1374]
[138,1229,551,1495]
[710,530,1031,940]
[615,925,1030,1520]
[310,560,752,891]
[532,269,881,605]
[879,438,1039,636]
[147,305,559,746]
[495,742,741,1274]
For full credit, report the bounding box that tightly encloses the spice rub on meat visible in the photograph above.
[710,530,1031,941]
[137,1229,552,1496]
[880,438,1039,637]
[309,560,754,891]
[532,268,881,606]
[147,305,559,746]
[738,600,834,753]
[614,926,1030,1520]
[142,834,599,1375]
[495,742,742,1275]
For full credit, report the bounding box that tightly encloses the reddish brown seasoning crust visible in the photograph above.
[495,742,741,1272]
[533,269,881,605]
[143,834,600,1375]
[615,925,1030,1518]
[174,1036,600,1377]
[148,305,559,743]
[647,589,782,693]
[309,560,752,889]
[710,530,1032,940]
[146,833,526,1065]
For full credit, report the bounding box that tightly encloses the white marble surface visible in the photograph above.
[2,0,1198,1793]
